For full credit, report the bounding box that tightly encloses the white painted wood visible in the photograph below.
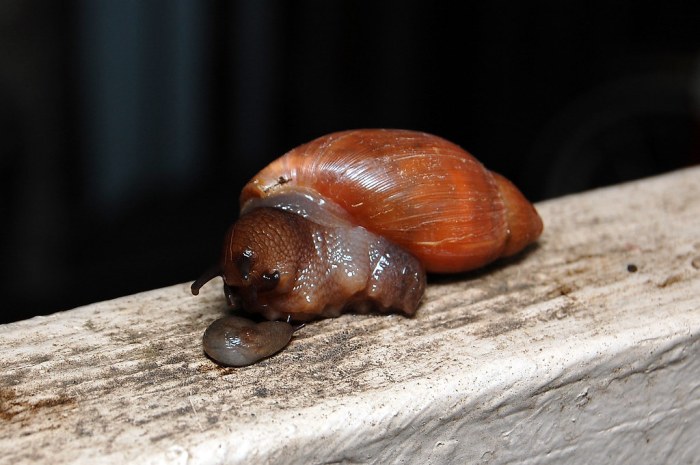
[1,167,700,465]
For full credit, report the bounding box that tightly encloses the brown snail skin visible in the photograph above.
[192,129,543,323]
[202,316,295,367]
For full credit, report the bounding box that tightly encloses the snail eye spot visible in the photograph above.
[260,270,280,291]
[237,249,255,281]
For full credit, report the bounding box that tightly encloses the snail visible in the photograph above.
[202,316,296,366]
[193,129,543,364]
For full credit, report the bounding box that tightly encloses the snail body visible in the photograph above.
[203,316,294,366]
[192,129,543,321]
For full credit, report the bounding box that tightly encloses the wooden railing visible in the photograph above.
[2,166,699,464]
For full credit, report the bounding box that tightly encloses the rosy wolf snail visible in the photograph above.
[193,129,543,366]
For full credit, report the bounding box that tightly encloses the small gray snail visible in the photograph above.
[193,129,543,366]
[202,316,296,367]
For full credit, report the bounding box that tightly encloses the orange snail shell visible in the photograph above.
[240,128,543,274]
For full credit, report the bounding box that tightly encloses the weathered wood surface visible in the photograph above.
[2,167,700,465]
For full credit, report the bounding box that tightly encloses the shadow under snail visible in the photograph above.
[192,129,543,366]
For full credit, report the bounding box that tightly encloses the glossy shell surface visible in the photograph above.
[241,129,542,273]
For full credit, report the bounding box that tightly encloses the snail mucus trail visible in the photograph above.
[192,129,544,366]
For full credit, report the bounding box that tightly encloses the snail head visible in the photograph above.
[191,208,307,306]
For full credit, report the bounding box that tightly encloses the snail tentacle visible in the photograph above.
[191,265,221,296]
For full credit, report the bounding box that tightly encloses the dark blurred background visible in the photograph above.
[2,1,699,323]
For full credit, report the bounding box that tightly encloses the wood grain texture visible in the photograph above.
[1,167,700,464]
